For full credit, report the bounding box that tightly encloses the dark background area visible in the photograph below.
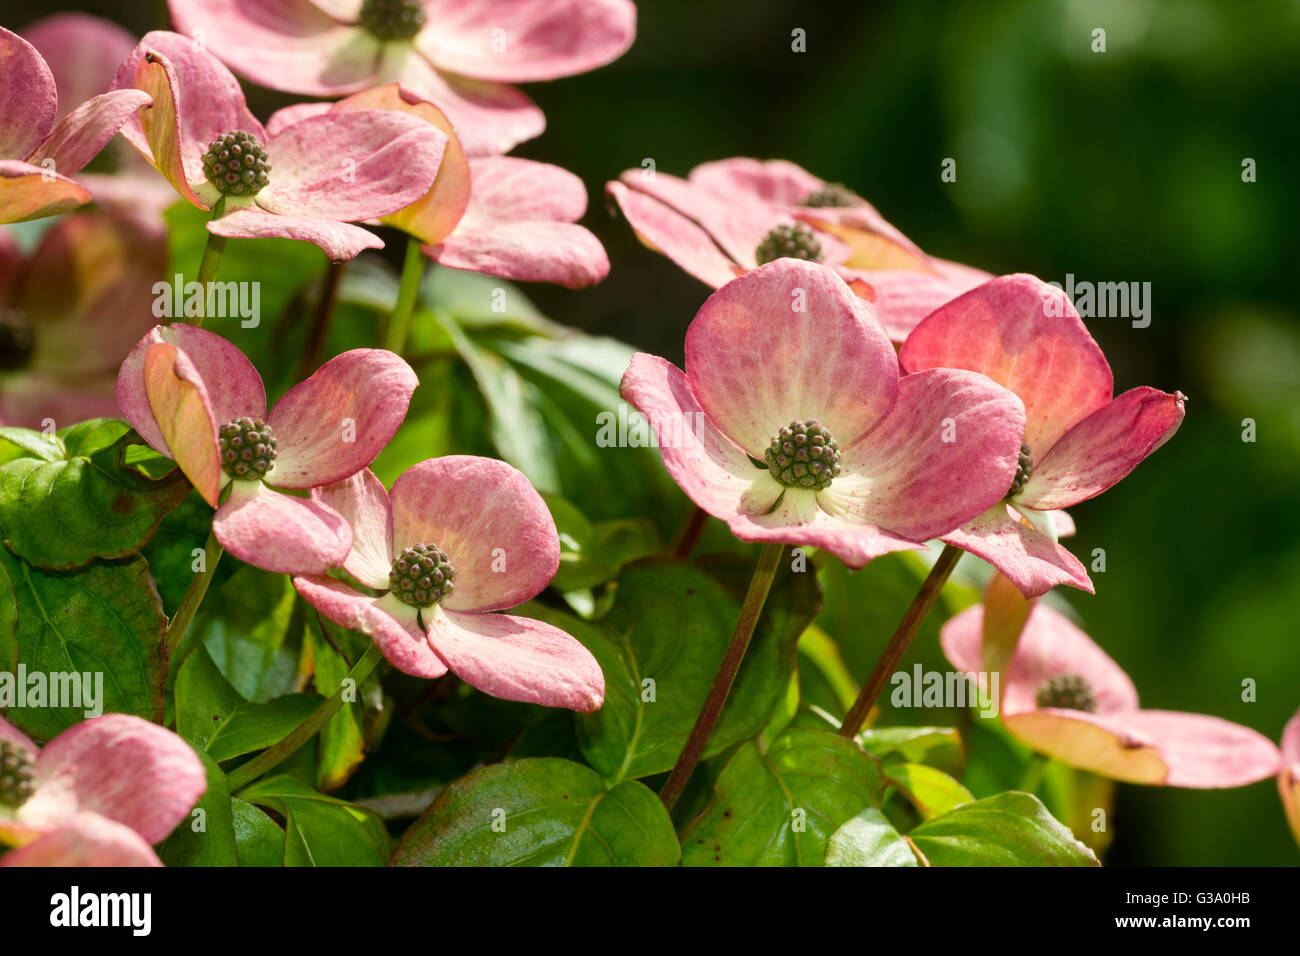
[6,0,1299,865]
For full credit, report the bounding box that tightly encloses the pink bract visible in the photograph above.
[22,13,179,216]
[620,259,1027,568]
[110,32,449,262]
[115,323,418,575]
[266,85,608,287]
[0,26,152,224]
[167,0,637,156]
[900,273,1186,598]
[1281,708,1300,846]
[424,155,608,287]
[0,714,206,867]
[607,157,988,341]
[0,211,166,428]
[941,601,1281,788]
[293,458,605,711]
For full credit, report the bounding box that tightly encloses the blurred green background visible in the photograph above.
[8,0,1299,865]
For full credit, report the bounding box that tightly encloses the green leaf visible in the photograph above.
[56,418,130,457]
[495,334,635,404]
[796,623,859,717]
[239,775,390,867]
[140,491,212,616]
[1041,763,1117,859]
[173,644,245,749]
[0,554,17,671]
[231,798,287,867]
[907,791,1100,866]
[434,310,559,491]
[0,428,189,570]
[392,757,680,867]
[0,549,165,740]
[556,554,819,784]
[206,693,322,762]
[885,762,974,820]
[681,728,885,866]
[346,716,478,812]
[308,623,373,792]
[859,725,965,778]
[825,808,921,867]
[589,518,660,577]
[494,334,678,524]
[159,747,238,867]
[547,492,596,579]
[0,426,62,465]
[506,708,583,762]
[547,493,659,592]
[758,669,800,751]
[422,268,561,335]
[195,564,303,701]
[960,717,1035,798]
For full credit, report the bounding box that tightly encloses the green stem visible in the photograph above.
[838,544,962,739]
[227,642,385,792]
[659,542,785,811]
[383,237,426,354]
[192,198,228,328]
[165,532,222,661]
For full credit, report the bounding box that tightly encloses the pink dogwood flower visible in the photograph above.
[0,26,152,224]
[422,153,608,286]
[116,323,418,574]
[942,601,1281,788]
[22,13,179,216]
[167,0,637,156]
[900,274,1186,597]
[109,31,449,262]
[265,84,608,287]
[1281,708,1300,846]
[293,458,605,711]
[0,714,206,867]
[1,211,166,428]
[607,157,989,341]
[620,259,1027,568]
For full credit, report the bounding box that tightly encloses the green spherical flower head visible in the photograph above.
[799,182,859,208]
[765,419,841,490]
[218,417,278,480]
[202,130,271,197]
[0,310,35,372]
[389,542,456,608]
[361,0,428,40]
[0,738,36,809]
[755,223,824,265]
[1006,442,1033,499]
[1035,674,1098,713]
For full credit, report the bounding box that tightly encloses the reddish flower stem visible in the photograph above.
[659,542,785,811]
[296,261,346,379]
[670,504,709,559]
[838,544,962,738]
